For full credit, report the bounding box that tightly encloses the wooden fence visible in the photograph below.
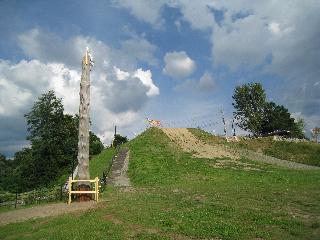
[68,177,100,204]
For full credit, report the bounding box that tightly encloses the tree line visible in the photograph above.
[233,83,304,138]
[0,91,104,193]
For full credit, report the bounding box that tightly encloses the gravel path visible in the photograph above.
[106,148,131,187]
[0,201,99,226]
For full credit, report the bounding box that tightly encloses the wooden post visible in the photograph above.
[67,178,99,204]
[15,191,18,209]
[68,177,72,204]
[96,177,99,202]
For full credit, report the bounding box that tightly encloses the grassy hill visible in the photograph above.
[1,128,320,240]
[189,128,320,167]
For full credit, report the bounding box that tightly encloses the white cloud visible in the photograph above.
[163,51,196,79]
[115,0,217,31]
[134,68,159,97]
[198,71,215,91]
[114,66,130,81]
[0,59,81,156]
[113,66,159,97]
[175,71,215,93]
[0,60,79,116]
[113,0,164,28]
[208,0,320,130]
[168,0,217,30]
[268,22,281,35]
[0,28,160,154]
[121,35,158,66]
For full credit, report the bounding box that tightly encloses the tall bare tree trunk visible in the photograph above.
[77,49,92,200]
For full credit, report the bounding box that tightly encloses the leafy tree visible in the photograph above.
[260,102,304,138]
[232,83,266,136]
[113,134,128,147]
[1,91,105,192]
[291,118,305,139]
[0,153,8,191]
[233,83,305,138]
[90,131,104,156]
[24,91,67,187]
[12,148,35,191]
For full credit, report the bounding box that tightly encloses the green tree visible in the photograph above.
[0,153,8,191]
[90,131,104,156]
[233,83,305,138]
[232,83,266,136]
[24,90,67,187]
[2,91,105,192]
[113,134,128,147]
[260,102,304,138]
[291,118,305,139]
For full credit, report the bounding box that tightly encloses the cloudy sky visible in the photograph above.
[0,0,319,156]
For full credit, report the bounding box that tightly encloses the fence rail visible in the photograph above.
[68,177,100,204]
[0,185,68,209]
[0,146,121,209]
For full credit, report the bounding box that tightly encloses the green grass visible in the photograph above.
[89,147,116,178]
[0,148,116,213]
[189,128,320,167]
[1,128,319,239]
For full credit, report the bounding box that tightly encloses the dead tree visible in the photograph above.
[311,127,320,142]
[77,48,94,200]
[220,109,227,137]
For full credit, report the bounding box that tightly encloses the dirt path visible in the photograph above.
[106,148,131,187]
[162,128,236,159]
[0,201,99,226]
[0,148,132,226]
[239,148,320,170]
[162,128,320,170]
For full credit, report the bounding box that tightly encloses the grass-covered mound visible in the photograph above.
[90,147,116,178]
[189,128,320,167]
[1,127,319,240]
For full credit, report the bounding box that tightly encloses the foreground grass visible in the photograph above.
[0,148,115,213]
[0,128,319,239]
[189,128,320,167]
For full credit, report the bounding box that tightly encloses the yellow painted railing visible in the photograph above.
[68,177,100,204]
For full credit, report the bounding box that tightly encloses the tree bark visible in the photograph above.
[77,50,91,198]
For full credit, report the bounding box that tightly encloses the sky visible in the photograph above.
[0,0,319,156]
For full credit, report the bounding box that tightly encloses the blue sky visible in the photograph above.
[0,0,319,156]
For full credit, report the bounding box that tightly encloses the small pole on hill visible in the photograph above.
[232,118,236,136]
[220,109,227,137]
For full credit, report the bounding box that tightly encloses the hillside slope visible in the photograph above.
[1,127,320,240]
[189,128,320,167]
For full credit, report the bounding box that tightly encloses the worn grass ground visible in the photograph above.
[0,128,319,239]
[189,128,320,167]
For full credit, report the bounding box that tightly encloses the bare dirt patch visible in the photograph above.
[103,213,123,225]
[0,201,99,226]
[162,128,236,159]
